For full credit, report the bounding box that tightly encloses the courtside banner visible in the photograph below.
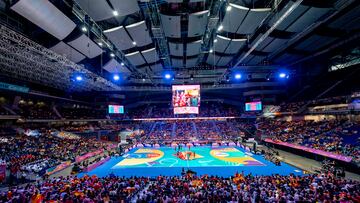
[75,149,104,163]
[46,161,71,176]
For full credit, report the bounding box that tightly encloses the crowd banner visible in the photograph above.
[84,157,111,172]
[46,161,71,176]
[264,138,353,162]
[75,149,104,163]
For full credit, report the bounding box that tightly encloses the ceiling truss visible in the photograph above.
[139,0,171,68]
[0,24,121,91]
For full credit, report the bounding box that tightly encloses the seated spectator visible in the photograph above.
[2,173,358,202]
[0,129,114,184]
[258,119,360,164]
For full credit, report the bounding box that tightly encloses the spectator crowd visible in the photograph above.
[259,119,360,164]
[0,128,114,184]
[1,173,359,202]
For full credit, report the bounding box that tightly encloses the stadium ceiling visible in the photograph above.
[0,0,359,92]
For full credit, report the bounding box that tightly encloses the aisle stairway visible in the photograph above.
[212,121,222,136]
[215,106,221,116]
[228,121,237,132]
[149,122,158,135]
[192,121,198,138]
[147,105,153,117]
[172,122,176,137]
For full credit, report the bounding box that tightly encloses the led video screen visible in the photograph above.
[245,101,262,111]
[108,105,124,114]
[172,85,200,114]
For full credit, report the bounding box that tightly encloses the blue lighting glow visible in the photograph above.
[113,74,120,81]
[165,73,171,79]
[75,76,83,81]
[279,73,286,78]
[235,74,242,79]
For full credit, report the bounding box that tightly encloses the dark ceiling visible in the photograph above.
[0,0,359,103]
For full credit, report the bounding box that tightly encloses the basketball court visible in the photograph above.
[78,146,303,177]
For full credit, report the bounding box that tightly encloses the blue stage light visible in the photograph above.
[113,74,120,81]
[235,73,242,79]
[165,73,171,79]
[279,73,286,78]
[75,76,83,81]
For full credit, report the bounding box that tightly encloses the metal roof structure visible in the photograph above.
[0,0,358,99]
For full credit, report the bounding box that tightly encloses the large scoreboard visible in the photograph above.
[172,85,200,114]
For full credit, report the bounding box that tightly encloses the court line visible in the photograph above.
[159,158,179,167]
[145,162,153,167]
[198,160,213,163]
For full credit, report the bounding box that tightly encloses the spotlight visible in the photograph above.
[190,74,194,80]
[76,76,83,81]
[217,25,223,31]
[165,73,171,79]
[98,42,103,47]
[81,26,87,32]
[132,41,137,46]
[142,78,146,82]
[110,53,115,57]
[226,75,230,82]
[209,49,214,53]
[113,74,120,81]
[279,73,286,78]
[113,10,118,16]
[235,73,241,79]
[226,5,232,11]
[120,62,125,66]
[213,39,218,43]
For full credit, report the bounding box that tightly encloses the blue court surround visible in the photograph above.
[78,146,303,178]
